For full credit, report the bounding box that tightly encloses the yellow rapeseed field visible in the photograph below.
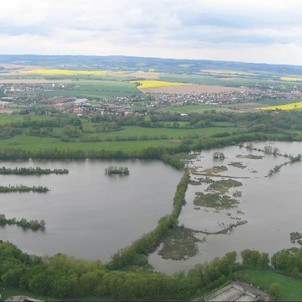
[258,101,302,111]
[133,80,190,89]
[21,69,110,76]
[280,76,302,82]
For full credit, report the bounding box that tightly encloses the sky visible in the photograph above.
[1,0,302,65]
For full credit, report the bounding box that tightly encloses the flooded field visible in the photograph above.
[149,141,302,273]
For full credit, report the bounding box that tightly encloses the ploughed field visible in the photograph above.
[139,83,243,94]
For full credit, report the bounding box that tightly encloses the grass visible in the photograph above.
[0,135,178,153]
[237,269,302,301]
[0,287,114,301]
[0,114,238,155]
[257,98,301,106]
[0,124,237,153]
[159,104,231,113]
[85,125,237,139]
[0,114,64,125]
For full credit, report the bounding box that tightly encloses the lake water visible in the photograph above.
[2,141,302,274]
[149,141,302,273]
[0,159,182,262]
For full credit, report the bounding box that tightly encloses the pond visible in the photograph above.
[0,159,182,262]
[149,141,302,273]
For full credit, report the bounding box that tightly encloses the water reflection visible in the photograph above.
[0,159,182,262]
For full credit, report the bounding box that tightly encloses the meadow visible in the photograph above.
[0,135,177,153]
[237,270,302,300]
[0,112,239,155]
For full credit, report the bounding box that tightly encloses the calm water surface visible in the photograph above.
[0,160,182,262]
[2,141,302,273]
[149,141,302,273]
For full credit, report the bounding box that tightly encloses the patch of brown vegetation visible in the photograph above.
[0,64,41,75]
[227,102,266,110]
[140,84,243,94]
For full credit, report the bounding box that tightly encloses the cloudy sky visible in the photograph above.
[1,0,302,65]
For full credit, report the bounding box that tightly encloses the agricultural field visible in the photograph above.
[202,70,258,77]
[280,76,302,82]
[21,69,111,76]
[140,83,241,94]
[258,101,302,111]
[38,80,140,99]
[133,80,191,89]
[2,58,302,121]
[159,104,232,113]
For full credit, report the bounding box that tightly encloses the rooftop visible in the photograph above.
[204,281,270,302]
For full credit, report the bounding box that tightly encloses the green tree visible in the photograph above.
[269,283,281,299]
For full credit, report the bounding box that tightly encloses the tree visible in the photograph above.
[269,283,281,299]
[241,249,261,268]
[213,152,225,160]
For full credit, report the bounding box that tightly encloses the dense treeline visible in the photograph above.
[0,241,237,300]
[0,166,68,175]
[0,144,190,163]
[240,247,302,281]
[2,239,302,300]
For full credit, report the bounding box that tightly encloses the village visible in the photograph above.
[1,82,302,116]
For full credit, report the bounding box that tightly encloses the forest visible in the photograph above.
[1,240,302,300]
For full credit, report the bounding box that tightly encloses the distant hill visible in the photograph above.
[1,54,302,75]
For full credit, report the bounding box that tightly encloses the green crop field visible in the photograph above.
[37,80,140,99]
[159,104,232,113]
[160,72,302,88]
